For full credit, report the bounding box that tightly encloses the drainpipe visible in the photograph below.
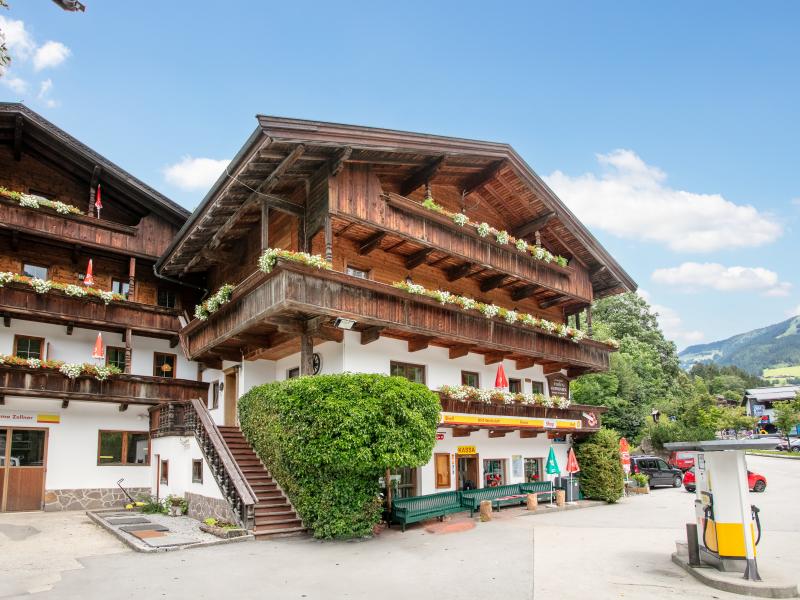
[151,264,208,302]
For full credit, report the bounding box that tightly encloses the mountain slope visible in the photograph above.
[679,316,800,375]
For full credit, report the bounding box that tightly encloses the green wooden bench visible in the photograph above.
[390,491,465,531]
[520,481,554,502]
[461,484,526,516]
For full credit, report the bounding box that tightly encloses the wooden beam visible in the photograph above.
[0,394,4,405]
[324,215,333,262]
[260,201,269,252]
[543,363,565,375]
[3,314,10,327]
[488,430,508,438]
[329,146,352,176]
[299,333,314,375]
[128,256,136,302]
[462,159,506,196]
[540,295,570,309]
[400,156,446,196]
[515,357,538,370]
[479,274,506,292]
[118,403,129,412]
[407,336,431,353]
[590,264,608,277]
[520,430,539,439]
[13,115,23,161]
[61,400,69,409]
[124,328,133,374]
[405,248,432,270]
[511,285,537,302]
[449,344,473,359]
[66,322,74,336]
[484,352,507,365]
[446,262,473,282]
[358,231,386,255]
[169,336,179,348]
[567,366,591,379]
[512,211,556,240]
[315,326,344,343]
[360,326,383,345]
[452,427,478,438]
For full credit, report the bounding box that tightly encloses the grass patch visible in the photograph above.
[763,364,800,378]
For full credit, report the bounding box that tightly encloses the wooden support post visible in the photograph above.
[385,467,393,512]
[66,322,74,336]
[261,201,270,252]
[324,215,333,263]
[128,256,136,302]
[119,403,129,412]
[2,314,9,328]
[575,312,581,331]
[360,326,383,345]
[61,400,69,409]
[587,306,593,336]
[449,344,472,359]
[300,333,314,375]
[124,328,132,374]
[0,394,5,405]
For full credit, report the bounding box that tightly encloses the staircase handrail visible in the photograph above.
[189,398,258,521]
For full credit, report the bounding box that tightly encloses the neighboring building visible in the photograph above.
[0,104,206,512]
[742,385,800,432]
[153,116,636,535]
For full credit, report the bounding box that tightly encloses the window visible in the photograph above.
[483,459,506,487]
[531,381,545,394]
[9,429,46,466]
[524,458,543,482]
[22,263,48,280]
[157,288,177,308]
[14,335,44,360]
[97,431,149,465]
[160,459,169,485]
[286,367,300,379]
[192,459,203,484]
[434,453,451,489]
[509,378,522,394]
[153,352,177,378]
[210,381,220,410]
[346,265,370,279]
[106,346,127,371]
[111,279,130,298]
[461,371,480,387]
[390,361,426,384]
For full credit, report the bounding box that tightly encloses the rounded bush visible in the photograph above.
[574,428,625,503]
[238,373,440,539]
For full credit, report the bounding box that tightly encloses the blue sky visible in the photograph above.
[1,1,798,349]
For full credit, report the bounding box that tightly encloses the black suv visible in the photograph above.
[631,455,683,488]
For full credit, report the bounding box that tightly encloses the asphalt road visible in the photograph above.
[1,454,796,600]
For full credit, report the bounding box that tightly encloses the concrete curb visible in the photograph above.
[671,553,799,598]
[86,510,254,553]
[746,452,800,461]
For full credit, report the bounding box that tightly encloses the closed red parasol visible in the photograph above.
[92,332,104,359]
[494,363,508,389]
[83,259,94,286]
[566,447,580,474]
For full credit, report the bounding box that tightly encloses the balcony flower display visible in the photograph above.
[0,272,126,305]
[414,194,569,267]
[59,363,84,379]
[0,186,83,216]
[258,248,332,274]
[29,278,52,294]
[0,354,121,381]
[439,384,554,407]
[194,283,235,321]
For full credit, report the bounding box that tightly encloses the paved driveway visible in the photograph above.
[2,454,796,599]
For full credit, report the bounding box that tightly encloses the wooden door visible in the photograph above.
[223,369,239,426]
[456,455,478,490]
[1,427,48,512]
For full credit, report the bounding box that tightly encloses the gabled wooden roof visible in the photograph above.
[0,103,189,227]
[157,115,636,297]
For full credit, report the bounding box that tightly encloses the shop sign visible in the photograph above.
[752,405,764,417]
[582,411,598,428]
[436,431,446,441]
[0,410,60,425]
[442,413,580,430]
[457,445,477,455]
[546,373,570,398]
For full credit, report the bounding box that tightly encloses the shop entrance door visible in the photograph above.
[1,427,48,512]
[456,455,478,490]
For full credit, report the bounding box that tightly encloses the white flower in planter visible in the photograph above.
[0,272,14,287]
[460,297,477,311]
[59,363,84,379]
[481,304,499,319]
[495,230,509,245]
[64,284,87,298]
[94,365,114,381]
[554,395,571,409]
[504,310,518,324]
[540,319,556,333]
[19,194,40,209]
[97,290,115,305]
[52,201,73,214]
[452,213,469,226]
[541,395,555,409]
[27,358,42,369]
[29,278,52,294]
[476,222,490,237]
[515,239,528,252]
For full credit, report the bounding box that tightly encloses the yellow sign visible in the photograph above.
[441,413,580,430]
[37,414,60,424]
[457,445,477,455]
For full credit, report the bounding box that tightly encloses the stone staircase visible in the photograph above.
[217,426,305,539]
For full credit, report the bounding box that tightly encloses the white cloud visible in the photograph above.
[545,149,782,252]
[637,289,704,346]
[33,40,70,71]
[1,75,28,94]
[36,78,58,108]
[0,16,36,59]
[163,156,230,191]
[652,262,791,297]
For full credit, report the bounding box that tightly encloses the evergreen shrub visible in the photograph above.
[237,373,440,539]
[575,427,625,503]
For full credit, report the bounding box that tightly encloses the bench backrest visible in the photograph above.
[461,484,522,503]
[393,491,462,513]
[520,481,553,493]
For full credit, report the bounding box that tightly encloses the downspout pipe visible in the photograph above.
[152,263,208,301]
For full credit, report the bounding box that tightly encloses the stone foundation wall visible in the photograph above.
[44,487,151,512]
[186,492,237,524]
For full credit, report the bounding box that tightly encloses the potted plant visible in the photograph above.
[199,517,249,539]
[167,495,188,516]
[627,473,650,494]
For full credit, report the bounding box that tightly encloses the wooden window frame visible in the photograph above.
[286,367,300,379]
[210,381,220,410]
[390,361,426,385]
[509,378,522,394]
[13,335,45,360]
[483,458,507,488]
[153,352,177,378]
[156,288,177,309]
[97,430,150,466]
[160,459,169,485]
[111,279,130,298]
[345,264,371,280]
[434,452,451,489]
[191,459,203,484]
[461,371,480,387]
[531,381,545,394]
[21,262,48,281]
[106,346,127,371]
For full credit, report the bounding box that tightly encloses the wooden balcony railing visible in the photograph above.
[329,189,594,303]
[0,364,209,406]
[182,260,613,372]
[0,281,181,338]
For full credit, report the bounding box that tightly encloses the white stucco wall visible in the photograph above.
[150,435,223,500]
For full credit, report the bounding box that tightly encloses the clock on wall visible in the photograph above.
[312,352,322,375]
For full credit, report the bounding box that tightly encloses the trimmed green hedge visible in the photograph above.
[575,428,625,503]
[237,373,440,539]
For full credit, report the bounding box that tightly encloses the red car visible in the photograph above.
[683,468,767,493]
[668,451,696,471]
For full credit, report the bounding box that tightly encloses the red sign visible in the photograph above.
[436,431,445,441]
[619,437,631,474]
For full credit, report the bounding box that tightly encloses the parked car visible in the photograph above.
[775,438,800,452]
[630,455,683,488]
[683,467,767,493]
[668,451,695,471]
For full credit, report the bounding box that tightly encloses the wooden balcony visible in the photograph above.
[0,365,209,407]
[328,184,594,309]
[182,260,614,373]
[0,280,181,338]
[439,396,604,435]
[0,196,176,260]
